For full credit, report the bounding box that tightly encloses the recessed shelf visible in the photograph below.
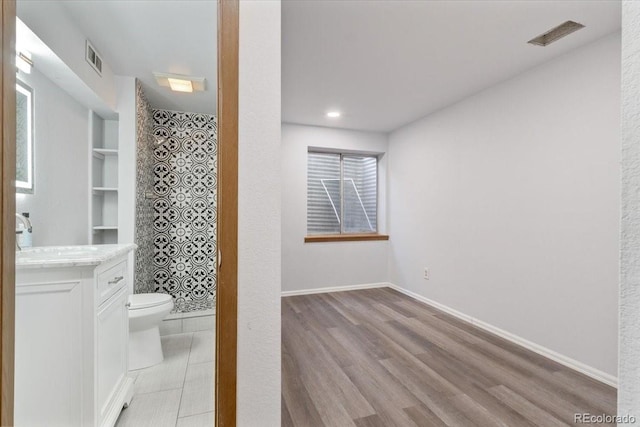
[92,150,117,161]
[92,187,118,196]
[90,114,120,245]
[93,225,118,230]
[92,148,118,160]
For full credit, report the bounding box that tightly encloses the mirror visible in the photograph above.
[15,79,33,194]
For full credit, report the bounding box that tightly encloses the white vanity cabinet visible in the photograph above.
[15,245,136,427]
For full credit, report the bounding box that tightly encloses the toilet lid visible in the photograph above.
[129,293,173,310]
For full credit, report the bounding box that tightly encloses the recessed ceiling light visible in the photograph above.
[153,72,206,93]
[327,111,341,118]
[168,78,193,93]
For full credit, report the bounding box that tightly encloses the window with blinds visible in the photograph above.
[307,151,378,235]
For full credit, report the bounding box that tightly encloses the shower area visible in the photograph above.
[134,81,217,321]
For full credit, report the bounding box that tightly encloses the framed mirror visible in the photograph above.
[16,79,34,194]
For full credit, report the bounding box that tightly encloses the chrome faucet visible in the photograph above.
[15,213,32,251]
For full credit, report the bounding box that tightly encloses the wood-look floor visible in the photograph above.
[281,288,616,427]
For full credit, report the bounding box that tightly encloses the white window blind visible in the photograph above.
[307,152,378,235]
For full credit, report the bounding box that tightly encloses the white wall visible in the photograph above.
[281,123,389,292]
[237,1,281,425]
[17,0,117,113]
[388,34,621,378]
[16,68,90,246]
[619,0,640,416]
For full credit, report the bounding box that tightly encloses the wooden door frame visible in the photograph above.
[0,1,238,425]
[0,0,16,425]
[216,1,239,426]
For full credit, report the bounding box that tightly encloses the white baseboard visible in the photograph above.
[386,283,618,388]
[281,282,389,297]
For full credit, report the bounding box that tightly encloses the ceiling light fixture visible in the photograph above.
[327,111,341,118]
[16,51,33,74]
[153,72,206,93]
[168,78,193,93]
[528,20,585,47]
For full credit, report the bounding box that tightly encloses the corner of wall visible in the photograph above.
[619,0,640,416]
[133,82,154,294]
[238,1,282,425]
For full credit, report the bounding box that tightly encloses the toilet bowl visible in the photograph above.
[128,293,174,370]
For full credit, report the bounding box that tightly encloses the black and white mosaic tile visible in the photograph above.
[134,81,155,294]
[152,109,217,313]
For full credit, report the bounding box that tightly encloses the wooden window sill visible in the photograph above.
[304,234,390,243]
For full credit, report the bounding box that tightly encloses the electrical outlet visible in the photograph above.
[424,268,430,280]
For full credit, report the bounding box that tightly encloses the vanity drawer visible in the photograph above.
[97,260,127,304]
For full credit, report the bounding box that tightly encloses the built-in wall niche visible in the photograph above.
[90,112,119,244]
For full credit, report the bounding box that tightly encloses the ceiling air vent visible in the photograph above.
[528,20,585,47]
[85,40,103,76]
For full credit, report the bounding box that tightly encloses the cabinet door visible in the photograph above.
[15,281,83,427]
[96,288,128,426]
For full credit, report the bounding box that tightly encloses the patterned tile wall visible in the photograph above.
[134,81,155,294]
[152,109,217,312]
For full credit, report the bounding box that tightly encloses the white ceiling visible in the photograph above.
[282,0,621,133]
[62,0,217,115]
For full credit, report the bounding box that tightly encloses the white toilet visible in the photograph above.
[128,293,174,370]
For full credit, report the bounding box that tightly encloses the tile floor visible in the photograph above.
[115,330,215,427]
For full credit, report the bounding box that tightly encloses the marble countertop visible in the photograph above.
[16,244,137,269]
